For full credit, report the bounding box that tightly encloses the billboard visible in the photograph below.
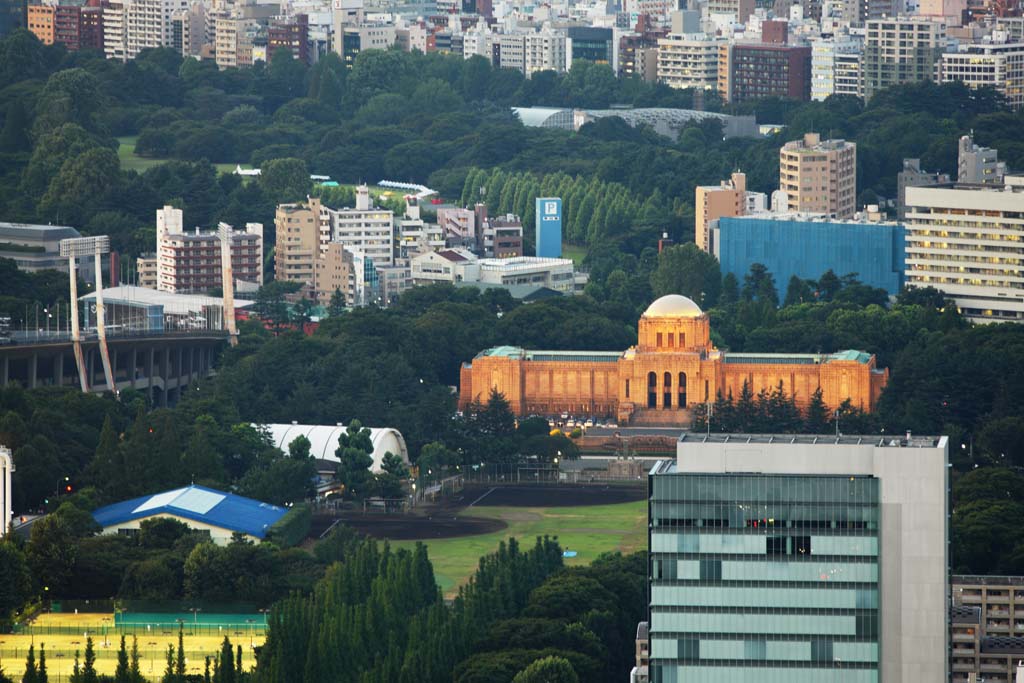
[535,197,562,258]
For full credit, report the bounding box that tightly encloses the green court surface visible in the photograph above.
[393,500,647,596]
[116,612,267,629]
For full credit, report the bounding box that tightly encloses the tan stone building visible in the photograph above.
[459,295,888,424]
[695,172,747,252]
[779,132,858,219]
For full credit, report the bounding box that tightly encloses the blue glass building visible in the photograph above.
[714,216,906,295]
[535,197,562,258]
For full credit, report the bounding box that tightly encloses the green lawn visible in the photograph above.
[393,500,647,596]
[116,136,245,175]
[562,243,587,265]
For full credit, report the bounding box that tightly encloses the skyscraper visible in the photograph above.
[647,433,948,683]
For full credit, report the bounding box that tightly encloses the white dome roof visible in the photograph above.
[643,294,703,318]
[258,423,409,473]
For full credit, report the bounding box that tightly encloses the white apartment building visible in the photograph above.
[904,177,1024,322]
[104,0,189,61]
[103,0,126,61]
[811,35,862,100]
[940,42,1024,110]
[862,17,947,100]
[498,33,526,72]
[524,28,567,75]
[328,185,395,267]
[396,198,444,258]
[215,16,260,68]
[657,33,721,90]
[834,51,863,97]
[958,133,1006,185]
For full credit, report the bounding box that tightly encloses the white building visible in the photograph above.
[648,433,948,683]
[155,205,263,294]
[396,197,444,258]
[410,248,478,285]
[940,42,1024,111]
[957,133,1006,186]
[103,0,189,61]
[811,35,862,101]
[498,33,526,72]
[261,422,410,472]
[904,176,1024,322]
[410,252,577,293]
[657,33,722,90]
[328,185,395,267]
[525,27,567,75]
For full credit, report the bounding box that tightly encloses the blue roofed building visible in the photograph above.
[713,213,906,295]
[92,485,287,545]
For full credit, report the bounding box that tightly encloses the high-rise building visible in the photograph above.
[274,198,327,289]
[862,17,946,100]
[657,33,721,90]
[958,133,1007,185]
[940,42,1024,110]
[647,433,949,683]
[779,133,858,218]
[567,26,614,66]
[833,51,863,97]
[155,205,263,294]
[524,27,566,75]
[950,575,1024,682]
[268,12,309,63]
[810,35,862,101]
[26,3,53,43]
[535,198,562,259]
[719,43,812,103]
[695,172,748,253]
[904,176,1024,322]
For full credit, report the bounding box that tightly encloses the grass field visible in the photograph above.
[0,614,264,681]
[562,243,587,265]
[116,136,244,175]
[393,500,647,596]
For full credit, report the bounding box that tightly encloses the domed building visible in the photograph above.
[459,295,888,425]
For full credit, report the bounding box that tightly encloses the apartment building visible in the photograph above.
[779,132,858,218]
[951,576,1024,683]
[481,213,524,258]
[102,0,188,60]
[274,199,323,289]
[170,3,204,56]
[524,27,566,75]
[695,172,748,252]
[958,133,1007,185]
[705,0,755,22]
[834,51,864,97]
[498,32,526,72]
[904,176,1024,321]
[437,206,476,247]
[268,12,309,63]
[648,434,948,683]
[811,35,862,100]
[328,185,394,267]
[155,205,263,294]
[657,33,721,90]
[215,15,260,68]
[27,4,54,43]
[843,0,900,25]
[136,254,158,289]
[940,42,1024,109]
[396,197,444,258]
[103,0,125,60]
[862,17,947,100]
[719,43,812,103]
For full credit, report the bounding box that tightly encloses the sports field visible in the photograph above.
[391,488,647,596]
[116,136,245,175]
[0,613,264,681]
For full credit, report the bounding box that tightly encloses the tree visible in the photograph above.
[115,636,130,683]
[783,275,814,306]
[381,451,408,478]
[83,638,97,683]
[33,68,106,136]
[649,243,722,308]
[24,644,37,683]
[26,514,77,596]
[741,263,778,306]
[511,656,579,683]
[216,637,235,683]
[130,636,142,683]
[175,628,185,681]
[977,417,1024,467]
[288,434,312,459]
[817,269,842,301]
[335,420,375,500]
[0,99,30,152]
[804,388,830,434]
[38,643,48,683]
[181,415,226,484]
[0,541,31,624]
[259,158,309,203]
[328,288,346,316]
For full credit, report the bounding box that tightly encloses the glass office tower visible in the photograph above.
[649,467,882,682]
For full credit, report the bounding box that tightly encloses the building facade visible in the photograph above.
[657,33,721,90]
[695,172,748,253]
[958,133,1006,185]
[721,43,812,103]
[647,433,948,682]
[951,575,1024,682]
[0,222,80,273]
[862,17,946,100]
[156,205,263,294]
[459,295,889,424]
[535,198,562,258]
[714,214,907,294]
[940,42,1024,110]
[811,35,862,101]
[779,133,858,219]
[904,177,1024,322]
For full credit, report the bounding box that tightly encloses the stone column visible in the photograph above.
[28,353,37,389]
[55,352,64,387]
[161,346,170,408]
[131,347,138,389]
[147,346,155,404]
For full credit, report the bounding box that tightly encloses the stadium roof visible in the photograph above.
[0,222,80,242]
[259,422,409,472]
[80,286,254,313]
[92,485,287,538]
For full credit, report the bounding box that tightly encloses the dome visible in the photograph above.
[643,294,703,318]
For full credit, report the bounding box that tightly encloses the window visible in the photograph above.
[811,639,833,662]
[678,638,699,659]
[625,379,630,398]
[699,559,721,580]
[656,332,663,347]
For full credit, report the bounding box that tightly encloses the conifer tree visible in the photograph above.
[235,645,241,674]
[204,657,211,683]
[805,387,831,434]
[82,637,97,683]
[175,627,186,681]
[38,643,47,683]
[218,637,235,683]
[70,650,81,683]
[129,636,142,683]
[115,635,130,683]
[161,644,174,683]
[23,643,37,683]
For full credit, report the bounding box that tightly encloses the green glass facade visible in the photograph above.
[648,471,881,683]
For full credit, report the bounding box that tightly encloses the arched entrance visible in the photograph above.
[663,372,673,408]
[678,372,687,408]
[647,372,657,408]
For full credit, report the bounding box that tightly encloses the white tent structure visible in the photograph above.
[259,423,409,473]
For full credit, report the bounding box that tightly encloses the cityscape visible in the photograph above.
[0,0,1023,678]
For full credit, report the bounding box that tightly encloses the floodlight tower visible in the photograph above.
[0,446,13,537]
[60,236,114,393]
[218,223,238,346]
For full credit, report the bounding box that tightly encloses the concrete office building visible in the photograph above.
[714,213,906,295]
[719,43,812,103]
[958,133,1006,185]
[657,33,721,90]
[155,206,263,294]
[862,17,947,100]
[941,42,1024,110]
[706,0,755,22]
[567,26,614,68]
[647,433,948,683]
[779,133,858,219]
[0,222,81,273]
[904,176,1024,322]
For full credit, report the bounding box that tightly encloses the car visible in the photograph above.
[584,419,594,428]
[560,412,569,420]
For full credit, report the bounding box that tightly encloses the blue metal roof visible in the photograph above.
[92,485,287,539]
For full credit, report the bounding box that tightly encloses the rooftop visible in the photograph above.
[643,294,703,318]
[92,485,287,538]
[677,433,944,447]
[723,350,872,365]
[0,222,81,242]
[80,285,254,313]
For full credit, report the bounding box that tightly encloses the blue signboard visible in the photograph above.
[535,197,562,258]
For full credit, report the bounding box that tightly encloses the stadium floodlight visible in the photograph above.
[60,235,114,393]
[217,223,239,346]
[59,235,110,258]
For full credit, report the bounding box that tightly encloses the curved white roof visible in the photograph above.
[643,294,703,318]
[258,423,409,473]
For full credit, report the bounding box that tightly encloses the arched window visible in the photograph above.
[679,372,687,408]
[647,372,657,409]
[663,372,673,408]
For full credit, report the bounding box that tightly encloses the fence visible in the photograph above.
[11,622,267,638]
